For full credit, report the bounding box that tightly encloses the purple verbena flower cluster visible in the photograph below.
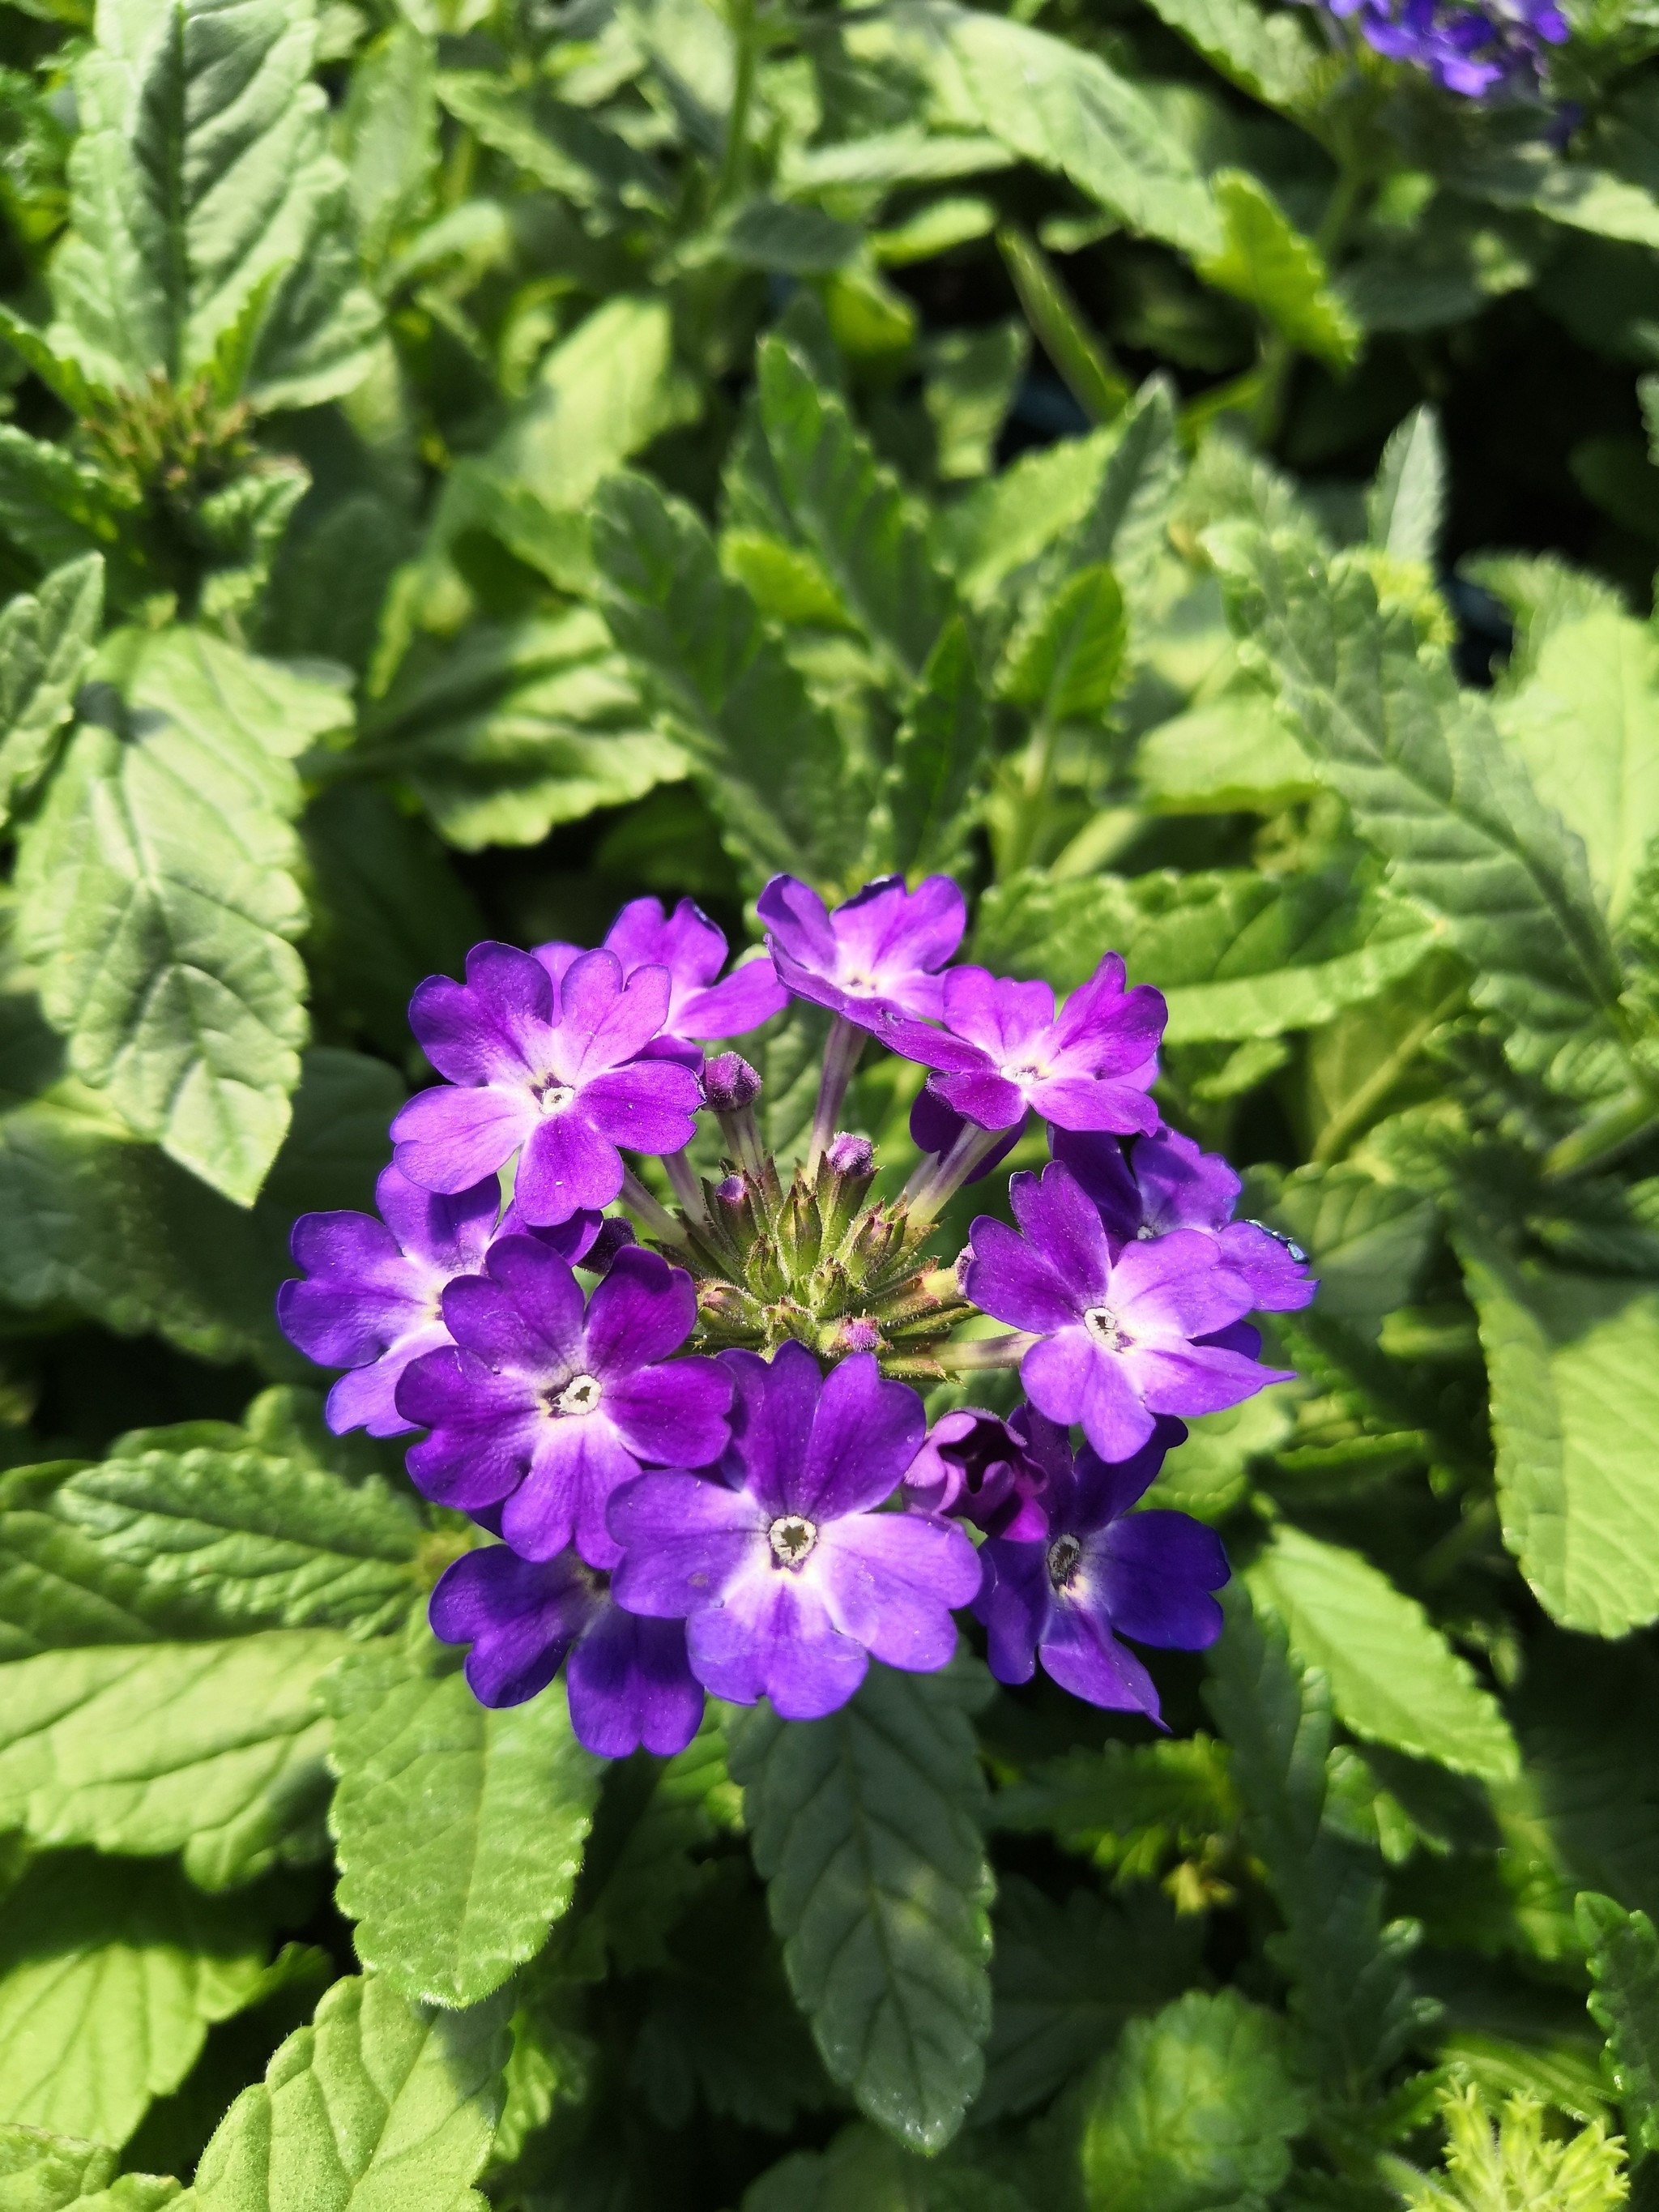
[279,877,1315,1759]
[1324,0,1567,97]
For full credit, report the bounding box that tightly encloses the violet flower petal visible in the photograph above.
[566,1604,705,1757]
[392,1083,536,1193]
[582,1245,697,1371]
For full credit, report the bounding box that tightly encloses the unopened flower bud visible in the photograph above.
[704,1053,761,1113]
[581,1218,638,1275]
[714,1173,748,1214]
[831,1315,882,1356]
[826,1131,874,1176]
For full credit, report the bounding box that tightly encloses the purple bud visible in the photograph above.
[580,1218,638,1275]
[831,1316,882,1356]
[714,1174,748,1211]
[704,1053,761,1112]
[826,1132,874,1176]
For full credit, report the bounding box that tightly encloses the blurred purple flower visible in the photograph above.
[608,1342,981,1720]
[964,1162,1290,1463]
[429,1544,703,1757]
[975,1422,1226,1719]
[1054,1127,1316,1313]
[890,959,1165,1136]
[535,897,786,1063]
[397,1237,731,1569]
[1326,0,1565,94]
[391,942,702,1226]
[758,873,967,1031]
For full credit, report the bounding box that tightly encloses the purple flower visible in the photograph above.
[902,1404,1051,1539]
[757,873,967,1031]
[429,1544,703,1757]
[391,942,702,1227]
[890,958,1166,1136]
[964,1162,1290,1463]
[975,1423,1226,1719]
[535,897,786,1064]
[277,1166,503,1438]
[397,1237,731,1568]
[1326,0,1565,94]
[1053,1128,1316,1313]
[608,1342,983,1720]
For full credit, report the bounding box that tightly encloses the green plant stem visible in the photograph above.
[715,0,757,209]
[996,224,1130,425]
[1250,165,1362,448]
[1543,1085,1659,1182]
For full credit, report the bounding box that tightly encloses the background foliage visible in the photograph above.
[4,0,1659,2201]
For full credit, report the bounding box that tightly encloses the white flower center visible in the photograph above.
[554,1373,603,1416]
[1047,1533,1083,1590]
[768,1514,818,1568]
[535,1080,575,1115]
[1084,1304,1128,1352]
[999,1061,1045,1086]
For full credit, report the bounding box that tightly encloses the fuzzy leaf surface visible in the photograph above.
[731,1657,996,2152]
[325,1638,601,2008]
[0,1630,346,1888]
[191,1972,510,2212]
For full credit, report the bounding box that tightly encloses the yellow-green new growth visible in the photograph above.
[1389,2083,1627,2212]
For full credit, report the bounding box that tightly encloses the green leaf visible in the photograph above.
[992,1735,1238,1871]
[1579,1891,1659,2154]
[996,565,1126,724]
[719,199,861,273]
[0,1025,402,1372]
[436,73,668,222]
[1041,377,1182,620]
[1148,1393,1294,1522]
[1138,0,1324,111]
[1260,1163,1437,1330]
[730,1655,996,2153]
[302,784,484,1061]
[1204,1591,1435,2101]
[0,1854,275,2148]
[1452,145,1659,250]
[941,427,1119,607]
[1495,609,1659,929]
[584,1709,743,1974]
[1217,527,1626,1088]
[592,472,857,894]
[973,864,1440,1042]
[15,629,348,1205]
[362,613,684,854]
[906,2,1221,258]
[885,614,992,878]
[0,2124,182,2208]
[1075,1988,1311,2212]
[0,424,126,574]
[1247,1524,1520,1783]
[0,1431,422,1650]
[1456,1225,1659,1638]
[345,23,438,275]
[742,2121,1032,2212]
[0,1629,348,1888]
[979,1879,1204,2122]
[191,1973,510,2212]
[757,335,954,687]
[1197,171,1359,370]
[0,553,102,829]
[49,0,380,406]
[1369,407,1447,566]
[324,1634,601,2009]
[469,295,695,540]
[922,322,1027,481]
[1137,690,1320,815]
